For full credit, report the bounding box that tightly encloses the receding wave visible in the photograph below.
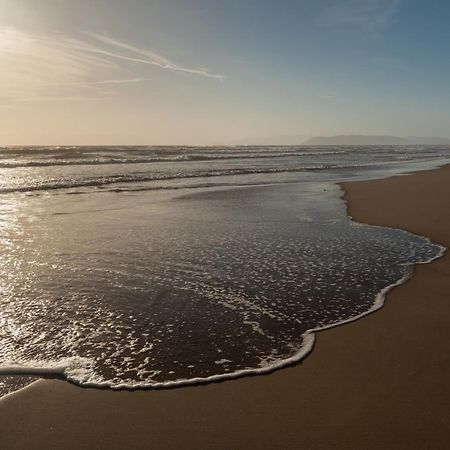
[1,145,449,397]
[0,236,444,392]
[0,162,382,194]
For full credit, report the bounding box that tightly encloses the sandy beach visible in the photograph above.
[1,165,449,450]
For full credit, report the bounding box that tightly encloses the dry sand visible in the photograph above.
[1,165,450,450]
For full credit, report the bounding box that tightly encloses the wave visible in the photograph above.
[0,162,383,194]
[0,233,444,392]
[0,150,349,169]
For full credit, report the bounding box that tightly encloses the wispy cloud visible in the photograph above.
[319,0,402,31]
[0,27,223,104]
[83,78,150,85]
[82,32,224,80]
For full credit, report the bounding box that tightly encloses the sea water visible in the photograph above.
[0,145,448,396]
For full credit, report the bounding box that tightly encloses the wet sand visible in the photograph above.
[1,165,450,449]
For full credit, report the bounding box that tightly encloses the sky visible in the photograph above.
[0,0,449,145]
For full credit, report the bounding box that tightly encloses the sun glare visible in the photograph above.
[0,27,20,53]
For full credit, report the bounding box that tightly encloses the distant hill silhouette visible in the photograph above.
[230,134,450,146]
[231,135,310,145]
[303,135,450,145]
[304,135,406,145]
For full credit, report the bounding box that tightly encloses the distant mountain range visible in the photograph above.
[231,135,311,145]
[303,135,450,145]
[231,134,450,146]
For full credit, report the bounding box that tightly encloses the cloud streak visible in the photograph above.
[84,78,150,85]
[82,32,224,80]
[0,27,223,104]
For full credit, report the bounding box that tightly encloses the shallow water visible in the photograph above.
[0,145,449,395]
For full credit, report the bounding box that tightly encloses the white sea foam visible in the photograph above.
[0,146,449,396]
[0,357,94,379]
[0,232,444,393]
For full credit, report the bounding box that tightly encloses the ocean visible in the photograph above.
[0,145,449,396]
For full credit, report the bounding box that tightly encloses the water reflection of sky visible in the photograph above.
[0,146,448,396]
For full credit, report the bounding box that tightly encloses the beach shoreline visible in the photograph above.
[1,165,450,449]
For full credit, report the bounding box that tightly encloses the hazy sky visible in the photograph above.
[0,0,449,144]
